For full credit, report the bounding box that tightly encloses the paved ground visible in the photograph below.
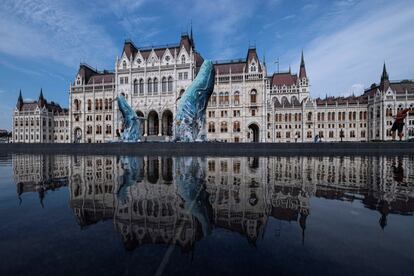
[0,141,413,156]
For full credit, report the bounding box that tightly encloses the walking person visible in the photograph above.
[391,108,410,141]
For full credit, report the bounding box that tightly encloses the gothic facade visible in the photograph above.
[12,33,414,143]
[12,89,69,143]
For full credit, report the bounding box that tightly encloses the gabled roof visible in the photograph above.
[245,47,262,72]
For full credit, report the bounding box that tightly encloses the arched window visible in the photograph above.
[133,79,138,95]
[108,98,112,110]
[220,122,228,133]
[233,121,240,132]
[208,122,215,133]
[224,92,229,105]
[147,78,153,94]
[211,93,217,105]
[181,55,186,64]
[153,78,158,94]
[99,99,103,110]
[234,91,240,105]
[218,92,224,105]
[250,62,256,72]
[122,60,127,69]
[307,112,312,121]
[87,99,92,111]
[167,76,173,92]
[87,125,92,135]
[74,99,80,111]
[104,99,108,110]
[139,79,144,95]
[162,77,167,93]
[331,112,335,121]
[250,89,257,104]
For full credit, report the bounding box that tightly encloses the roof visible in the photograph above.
[213,60,245,74]
[363,80,414,96]
[271,72,298,86]
[121,33,194,61]
[77,63,114,85]
[245,47,262,72]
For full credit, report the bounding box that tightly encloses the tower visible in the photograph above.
[298,51,309,102]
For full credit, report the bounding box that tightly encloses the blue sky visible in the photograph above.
[1,0,413,130]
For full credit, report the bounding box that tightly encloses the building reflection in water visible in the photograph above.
[12,154,414,250]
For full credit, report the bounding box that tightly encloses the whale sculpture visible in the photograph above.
[175,157,212,236]
[116,156,143,204]
[173,60,215,142]
[116,95,142,142]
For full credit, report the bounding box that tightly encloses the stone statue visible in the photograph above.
[173,60,215,142]
[116,94,142,142]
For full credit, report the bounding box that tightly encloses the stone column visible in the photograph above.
[158,118,162,136]
[144,119,148,136]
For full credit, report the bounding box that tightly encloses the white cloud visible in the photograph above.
[305,1,414,97]
[0,0,117,68]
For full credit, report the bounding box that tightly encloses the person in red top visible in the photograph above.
[391,108,410,141]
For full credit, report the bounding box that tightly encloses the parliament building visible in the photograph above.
[13,32,414,143]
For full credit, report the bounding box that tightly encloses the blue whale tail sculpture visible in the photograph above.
[116,95,142,142]
[173,60,215,142]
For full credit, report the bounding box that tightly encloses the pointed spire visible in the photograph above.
[18,89,23,102]
[299,51,307,79]
[381,62,389,81]
[289,64,291,74]
[380,62,390,91]
[17,89,23,110]
[300,50,305,67]
[39,88,44,100]
[38,88,45,108]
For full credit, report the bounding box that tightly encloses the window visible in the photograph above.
[233,121,240,132]
[183,72,188,79]
[74,99,80,111]
[122,60,127,69]
[153,78,158,94]
[234,91,240,105]
[224,92,229,105]
[219,92,224,105]
[233,110,240,117]
[181,55,185,64]
[350,130,355,138]
[106,125,112,134]
[104,99,108,110]
[178,73,183,80]
[220,122,228,133]
[250,89,257,104]
[87,99,92,111]
[307,112,312,121]
[108,98,112,110]
[210,93,217,105]
[167,77,173,92]
[208,122,215,133]
[133,79,138,95]
[147,78,153,94]
[139,79,144,95]
[329,131,334,138]
[162,77,167,93]
[87,125,92,135]
[307,131,312,138]
[250,62,256,72]
[251,109,256,116]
